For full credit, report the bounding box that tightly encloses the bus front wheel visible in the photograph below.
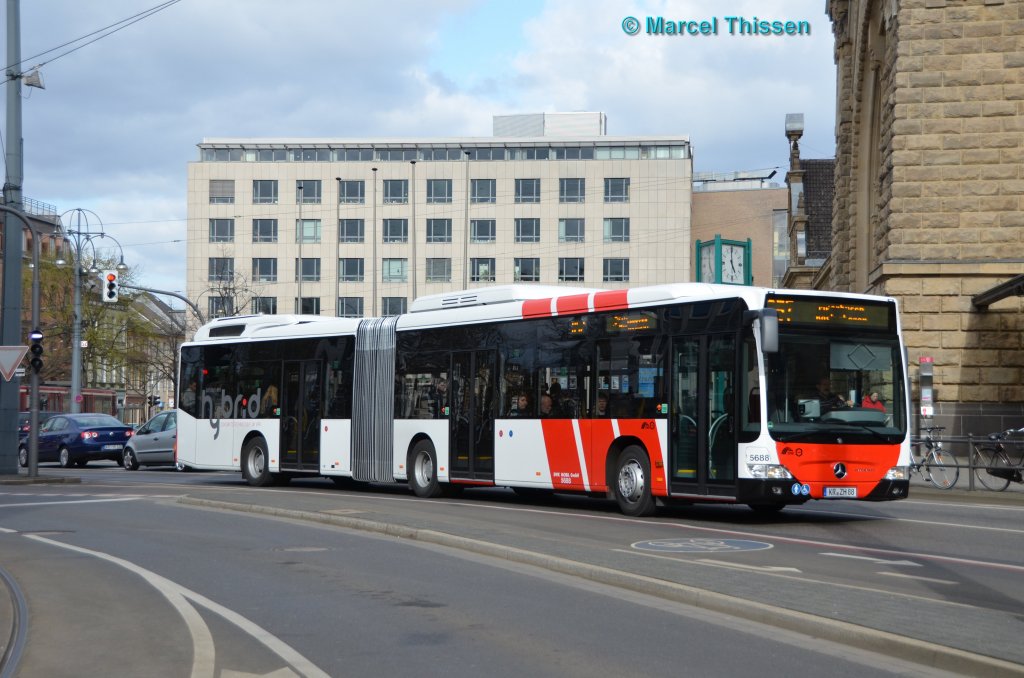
[241,436,275,487]
[613,446,656,517]
[409,440,443,499]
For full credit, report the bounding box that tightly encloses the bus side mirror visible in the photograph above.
[761,309,778,353]
[744,309,778,353]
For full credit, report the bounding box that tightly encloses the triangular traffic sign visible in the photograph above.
[0,346,28,382]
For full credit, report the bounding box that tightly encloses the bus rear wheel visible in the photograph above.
[241,436,275,487]
[409,440,443,499]
[613,445,656,517]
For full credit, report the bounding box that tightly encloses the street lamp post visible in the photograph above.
[57,209,127,414]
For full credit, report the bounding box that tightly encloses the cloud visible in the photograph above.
[5,0,837,297]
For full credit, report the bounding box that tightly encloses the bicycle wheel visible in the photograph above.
[974,446,1012,491]
[924,449,959,490]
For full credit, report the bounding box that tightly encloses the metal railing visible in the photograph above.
[910,431,1024,491]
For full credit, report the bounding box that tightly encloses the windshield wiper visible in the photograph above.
[820,421,894,442]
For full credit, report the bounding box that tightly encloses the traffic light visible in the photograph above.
[147,395,156,407]
[102,270,119,303]
[28,328,43,373]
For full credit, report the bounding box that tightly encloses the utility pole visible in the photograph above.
[1,0,26,474]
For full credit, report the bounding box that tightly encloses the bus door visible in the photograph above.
[670,335,737,496]
[449,349,496,481]
[280,360,322,471]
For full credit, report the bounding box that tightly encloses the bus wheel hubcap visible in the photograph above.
[619,460,645,502]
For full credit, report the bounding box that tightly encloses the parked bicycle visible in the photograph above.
[973,427,1024,492]
[910,426,959,490]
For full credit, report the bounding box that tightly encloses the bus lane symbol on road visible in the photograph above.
[632,538,773,554]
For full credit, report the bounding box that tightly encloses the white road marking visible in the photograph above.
[20,534,330,678]
[697,559,801,573]
[878,572,957,586]
[820,552,921,567]
[0,497,143,508]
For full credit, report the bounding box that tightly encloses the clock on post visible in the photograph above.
[695,235,752,285]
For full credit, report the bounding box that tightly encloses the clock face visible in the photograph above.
[721,244,745,284]
[700,246,715,282]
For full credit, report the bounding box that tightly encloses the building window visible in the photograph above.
[426,179,452,204]
[559,178,585,203]
[559,218,585,243]
[471,219,496,243]
[383,258,407,282]
[297,219,322,243]
[603,217,630,242]
[382,297,407,316]
[253,180,278,204]
[603,258,630,282]
[383,219,408,243]
[515,178,540,203]
[558,257,584,282]
[426,258,451,282]
[208,257,234,282]
[470,258,495,282]
[338,258,364,282]
[471,178,496,204]
[252,296,277,315]
[514,257,540,282]
[208,297,233,318]
[209,218,234,243]
[252,257,277,282]
[295,258,321,282]
[339,219,364,243]
[296,180,322,204]
[297,297,320,315]
[515,218,540,243]
[383,179,408,204]
[338,180,365,204]
[209,180,234,204]
[253,218,278,243]
[426,218,452,243]
[338,296,363,317]
[604,178,630,203]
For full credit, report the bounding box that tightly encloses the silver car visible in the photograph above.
[123,411,177,470]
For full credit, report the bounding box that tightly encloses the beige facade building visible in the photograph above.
[820,0,1024,432]
[691,171,788,287]
[186,130,692,328]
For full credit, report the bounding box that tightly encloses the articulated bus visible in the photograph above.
[176,283,911,515]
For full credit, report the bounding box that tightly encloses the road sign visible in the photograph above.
[0,345,28,381]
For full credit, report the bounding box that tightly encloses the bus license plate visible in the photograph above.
[102,444,123,451]
[824,487,857,498]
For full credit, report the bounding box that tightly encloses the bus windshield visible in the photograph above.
[765,332,906,444]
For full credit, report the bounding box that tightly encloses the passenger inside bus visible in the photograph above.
[539,393,556,417]
[508,392,531,417]
[861,388,885,411]
[595,392,609,417]
[548,383,564,416]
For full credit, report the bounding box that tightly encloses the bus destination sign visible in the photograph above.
[765,295,892,331]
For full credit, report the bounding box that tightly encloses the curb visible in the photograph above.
[178,496,1024,677]
[0,476,81,486]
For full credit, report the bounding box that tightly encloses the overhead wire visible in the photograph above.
[2,0,183,81]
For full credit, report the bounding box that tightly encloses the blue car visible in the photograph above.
[24,413,135,468]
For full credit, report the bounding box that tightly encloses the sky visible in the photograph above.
[3,0,836,306]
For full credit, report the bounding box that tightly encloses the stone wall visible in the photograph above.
[829,0,1024,413]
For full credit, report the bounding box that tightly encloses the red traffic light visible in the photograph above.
[106,273,117,282]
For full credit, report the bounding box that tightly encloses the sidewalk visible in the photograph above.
[908,475,1024,505]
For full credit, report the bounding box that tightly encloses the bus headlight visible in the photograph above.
[747,464,793,480]
[885,466,909,480]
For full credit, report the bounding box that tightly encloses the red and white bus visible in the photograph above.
[176,283,911,515]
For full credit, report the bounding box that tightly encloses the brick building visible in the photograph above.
[821,0,1024,434]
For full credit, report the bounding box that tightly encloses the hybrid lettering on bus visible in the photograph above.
[176,283,911,515]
